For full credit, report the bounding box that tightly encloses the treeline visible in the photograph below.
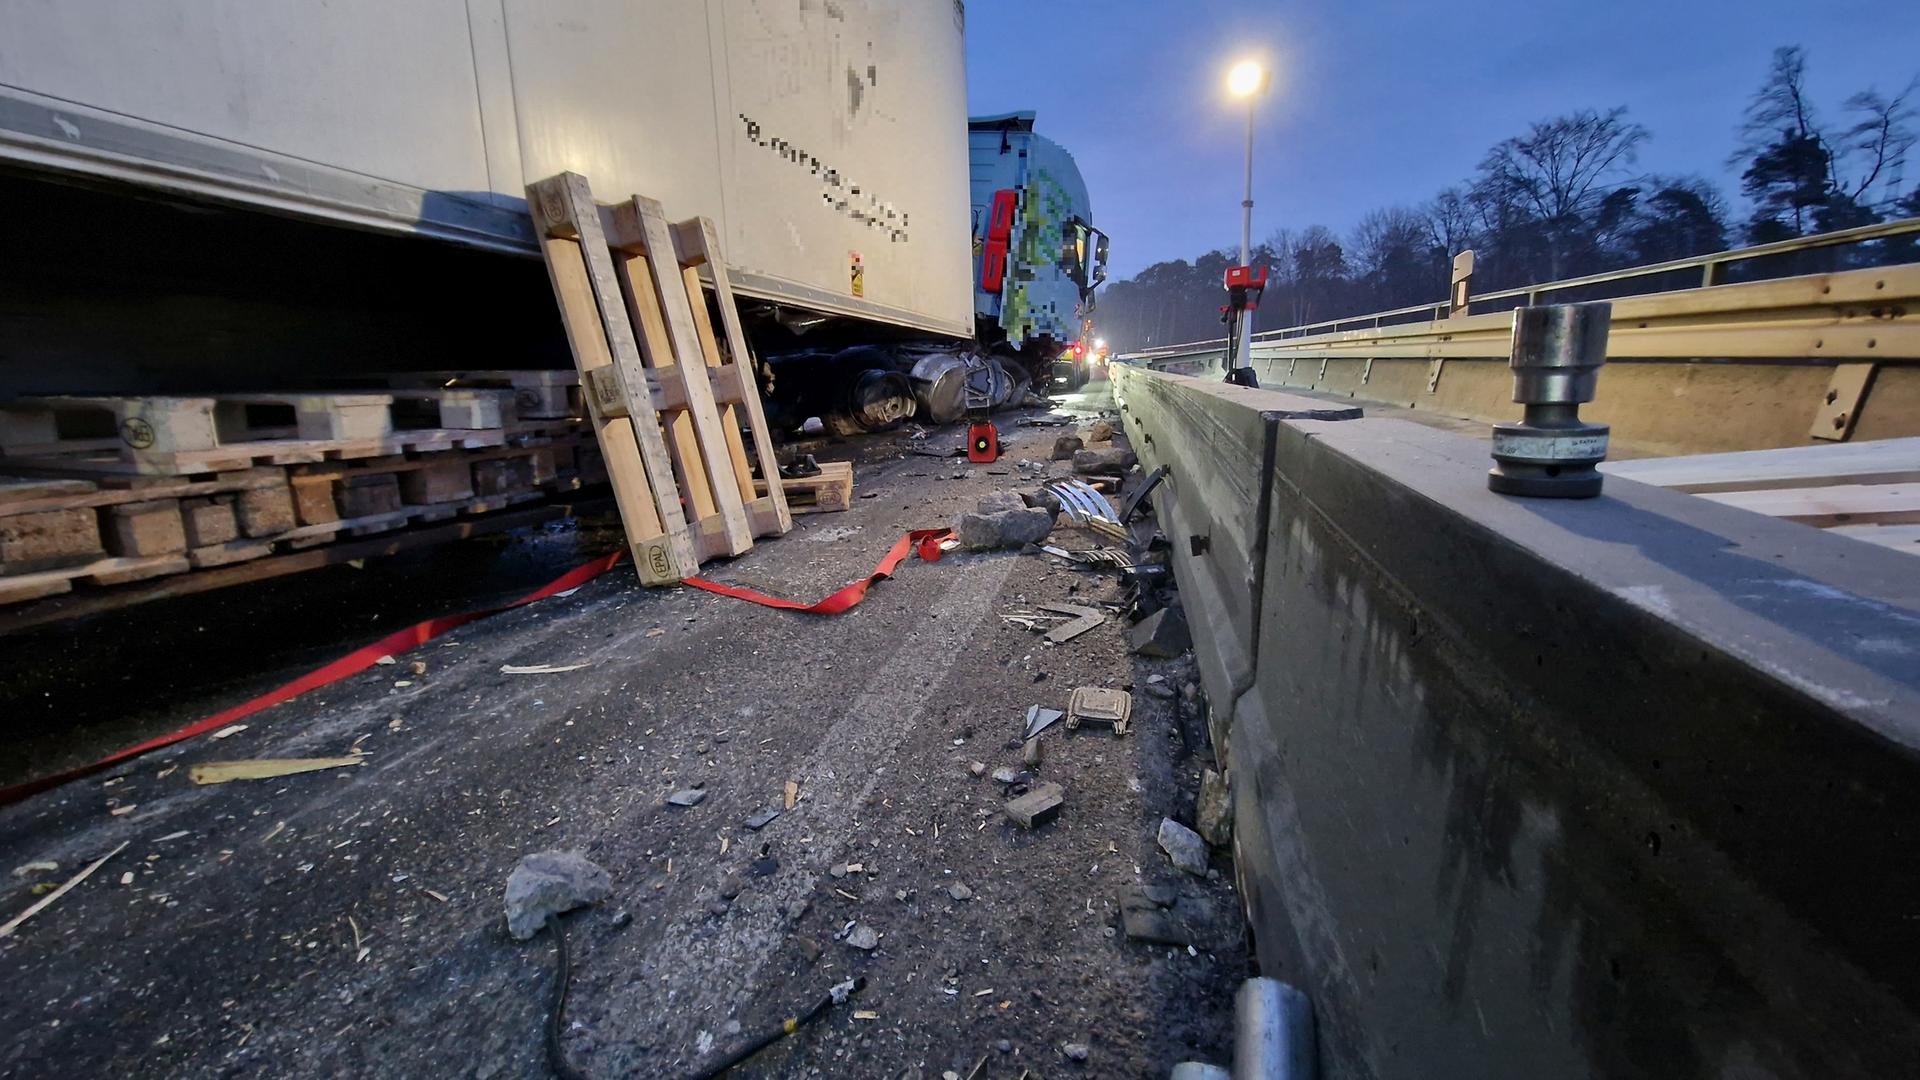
[1098,47,1920,351]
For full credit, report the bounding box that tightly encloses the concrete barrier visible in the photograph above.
[1113,364,1920,1080]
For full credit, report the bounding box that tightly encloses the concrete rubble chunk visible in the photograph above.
[1129,607,1192,658]
[504,850,611,940]
[956,506,1055,551]
[948,883,973,901]
[976,490,1027,515]
[1005,782,1066,829]
[1196,769,1234,847]
[1157,818,1209,877]
[845,923,880,950]
[1072,447,1135,475]
[666,789,707,807]
[1051,434,1085,460]
[1062,1042,1091,1062]
[1119,883,1192,945]
[1086,419,1114,443]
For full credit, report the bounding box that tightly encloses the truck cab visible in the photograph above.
[968,112,1108,387]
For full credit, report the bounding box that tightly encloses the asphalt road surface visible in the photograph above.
[0,380,1250,1079]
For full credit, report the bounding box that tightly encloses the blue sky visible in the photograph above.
[963,0,1920,279]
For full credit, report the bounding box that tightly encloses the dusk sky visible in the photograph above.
[964,0,1920,280]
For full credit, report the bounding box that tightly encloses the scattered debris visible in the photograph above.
[844,923,880,950]
[744,806,784,830]
[1072,447,1135,476]
[375,655,397,666]
[784,780,800,811]
[948,883,974,901]
[1024,706,1065,740]
[189,757,364,786]
[108,804,137,817]
[1157,819,1209,877]
[500,662,591,675]
[956,492,1055,551]
[667,789,708,808]
[1051,434,1085,460]
[1197,769,1234,847]
[1036,602,1105,644]
[10,861,58,878]
[1119,885,1192,946]
[1066,687,1133,737]
[1129,607,1192,658]
[1045,478,1128,542]
[1023,738,1044,767]
[0,842,128,939]
[1005,782,1066,829]
[209,724,249,740]
[1086,419,1114,442]
[1119,464,1170,523]
[1062,1042,1091,1062]
[968,761,989,777]
[990,766,1025,785]
[408,660,428,676]
[504,850,611,940]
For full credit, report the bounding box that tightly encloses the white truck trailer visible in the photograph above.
[0,0,976,349]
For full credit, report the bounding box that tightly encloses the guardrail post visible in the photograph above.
[1448,250,1474,318]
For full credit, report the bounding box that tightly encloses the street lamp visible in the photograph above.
[1225,59,1268,383]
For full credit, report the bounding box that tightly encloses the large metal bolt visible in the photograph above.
[1488,302,1612,498]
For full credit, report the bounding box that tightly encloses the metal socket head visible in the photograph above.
[1491,302,1614,499]
[1508,302,1612,405]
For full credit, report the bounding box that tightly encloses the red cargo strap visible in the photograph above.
[685,528,953,614]
[0,549,628,807]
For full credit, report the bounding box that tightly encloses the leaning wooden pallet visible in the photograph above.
[527,171,788,585]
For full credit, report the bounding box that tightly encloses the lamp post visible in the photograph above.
[1226,59,1268,379]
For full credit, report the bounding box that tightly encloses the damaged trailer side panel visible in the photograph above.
[0,0,974,339]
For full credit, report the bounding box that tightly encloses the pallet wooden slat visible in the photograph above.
[1697,483,1920,527]
[1603,437,1920,494]
[754,461,854,514]
[671,215,791,537]
[1826,524,1920,554]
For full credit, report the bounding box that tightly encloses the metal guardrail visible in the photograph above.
[1120,218,1920,457]
[1127,215,1920,360]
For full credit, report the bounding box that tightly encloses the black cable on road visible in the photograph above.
[684,976,868,1080]
[544,913,591,1080]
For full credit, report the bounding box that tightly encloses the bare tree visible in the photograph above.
[1479,107,1649,225]
[1424,187,1477,259]
[1836,80,1919,206]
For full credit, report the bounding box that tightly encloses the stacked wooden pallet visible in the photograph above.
[0,382,598,606]
[527,172,789,583]
[1603,437,1920,556]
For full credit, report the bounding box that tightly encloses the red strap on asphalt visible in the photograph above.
[0,528,952,806]
[0,549,628,807]
[684,528,953,613]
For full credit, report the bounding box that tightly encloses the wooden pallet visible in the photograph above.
[527,172,788,585]
[1604,437,1920,553]
[754,460,854,514]
[0,390,550,476]
[376,370,582,420]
